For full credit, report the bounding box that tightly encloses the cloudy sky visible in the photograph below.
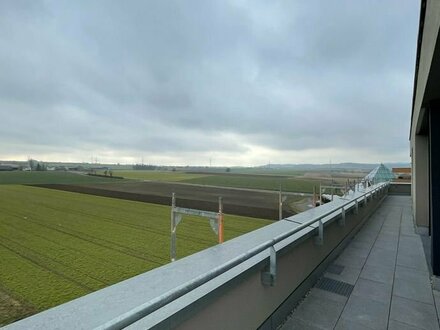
[0,1,419,166]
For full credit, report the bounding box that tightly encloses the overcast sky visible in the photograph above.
[0,0,419,166]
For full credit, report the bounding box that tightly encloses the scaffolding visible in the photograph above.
[170,193,224,262]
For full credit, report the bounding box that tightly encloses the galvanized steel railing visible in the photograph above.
[98,182,389,330]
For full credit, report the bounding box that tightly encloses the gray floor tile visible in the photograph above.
[351,278,392,303]
[308,287,348,304]
[393,265,434,305]
[349,240,374,251]
[400,233,419,240]
[362,224,382,232]
[394,279,434,305]
[325,266,361,285]
[384,215,402,224]
[395,264,431,280]
[375,237,399,248]
[351,237,374,250]
[340,246,370,260]
[401,225,417,237]
[280,196,440,330]
[390,296,439,330]
[397,252,429,272]
[291,293,345,329]
[334,318,375,330]
[388,319,426,330]
[369,246,397,258]
[399,236,425,254]
[365,250,396,269]
[377,231,399,241]
[335,254,366,270]
[339,294,388,330]
[354,232,378,245]
[359,264,394,285]
[398,243,426,259]
[381,223,401,230]
[373,238,398,252]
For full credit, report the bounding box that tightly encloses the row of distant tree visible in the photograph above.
[133,164,157,170]
[132,164,232,173]
[28,158,47,171]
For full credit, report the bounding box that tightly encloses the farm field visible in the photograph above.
[0,185,270,326]
[182,174,318,193]
[36,181,306,219]
[111,170,209,182]
[110,170,326,193]
[0,171,125,185]
[96,168,365,195]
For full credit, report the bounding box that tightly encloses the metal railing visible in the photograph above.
[98,182,389,330]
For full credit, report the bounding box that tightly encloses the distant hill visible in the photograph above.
[259,162,410,171]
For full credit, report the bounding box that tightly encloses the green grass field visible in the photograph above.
[229,167,305,176]
[181,175,319,193]
[0,171,126,185]
[111,170,323,193]
[111,170,209,182]
[0,185,270,325]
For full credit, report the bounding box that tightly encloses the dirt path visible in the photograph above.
[0,288,36,326]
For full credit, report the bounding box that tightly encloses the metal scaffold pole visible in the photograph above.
[218,197,224,243]
[279,185,282,220]
[313,186,316,207]
[171,193,176,262]
[319,183,322,206]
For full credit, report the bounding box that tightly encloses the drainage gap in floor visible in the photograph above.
[315,277,354,297]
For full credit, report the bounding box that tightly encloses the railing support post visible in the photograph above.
[261,245,277,286]
[355,199,359,214]
[338,207,345,226]
[315,219,324,245]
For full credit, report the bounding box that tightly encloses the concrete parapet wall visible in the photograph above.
[171,192,386,330]
[389,182,411,195]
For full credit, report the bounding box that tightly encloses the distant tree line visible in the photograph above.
[28,158,47,171]
[133,164,157,170]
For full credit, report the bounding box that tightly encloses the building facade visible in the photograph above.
[411,0,440,276]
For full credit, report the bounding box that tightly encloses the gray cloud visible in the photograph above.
[0,0,418,165]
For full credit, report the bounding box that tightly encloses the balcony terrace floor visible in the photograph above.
[280,195,440,330]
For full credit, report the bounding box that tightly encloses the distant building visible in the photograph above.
[0,164,19,171]
[364,163,395,185]
[392,167,411,180]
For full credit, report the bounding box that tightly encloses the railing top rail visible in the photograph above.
[100,182,389,330]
